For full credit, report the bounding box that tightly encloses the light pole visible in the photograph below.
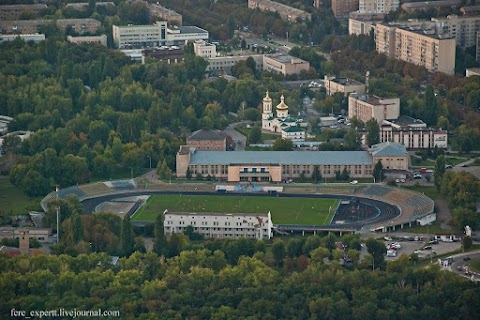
[169,170,172,184]
[56,185,60,244]
[372,252,375,271]
[147,155,152,170]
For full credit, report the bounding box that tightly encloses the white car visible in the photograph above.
[414,250,423,254]
[350,180,358,185]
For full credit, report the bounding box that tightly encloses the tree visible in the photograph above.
[365,238,386,270]
[340,167,350,181]
[272,137,293,151]
[186,167,192,180]
[462,236,473,250]
[121,214,135,257]
[153,213,167,256]
[248,126,262,144]
[373,160,385,182]
[434,155,446,191]
[156,159,170,180]
[365,119,380,146]
[343,128,361,150]
[272,239,286,266]
[311,165,322,182]
[70,212,83,244]
[423,85,438,126]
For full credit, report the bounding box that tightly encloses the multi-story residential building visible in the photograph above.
[401,0,462,13]
[263,54,310,76]
[349,17,377,35]
[432,14,480,49]
[0,4,47,21]
[324,75,366,96]
[113,22,167,49]
[0,19,101,35]
[0,33,45,43]
[348,93,400,123]
[186,128,230,151]
[193,40,217,58]
[332,0,359,18]
[358,0,399,14]
[67,35,108,47]
[376,23,456,75]
[65,2,115,10]
[247,0,311,22]
[164,210,273,240]
[165,25,209,46]
[360,116,448,149]
[145,2,182,26]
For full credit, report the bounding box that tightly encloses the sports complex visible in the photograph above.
[41,177,435,236]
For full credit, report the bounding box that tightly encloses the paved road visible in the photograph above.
[448,250,480,282]
[225,122,248,150]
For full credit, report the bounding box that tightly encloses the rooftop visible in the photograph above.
[187,128,227,141]
[369,142,408,157]
[190,151,372,165]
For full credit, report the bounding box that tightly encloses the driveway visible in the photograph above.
[224,122,247,151]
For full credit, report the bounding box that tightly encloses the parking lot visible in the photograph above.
[360,233,463,261]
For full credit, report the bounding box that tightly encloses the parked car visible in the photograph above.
[350,180,358,185]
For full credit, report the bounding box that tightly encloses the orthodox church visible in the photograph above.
[261,92,306,141]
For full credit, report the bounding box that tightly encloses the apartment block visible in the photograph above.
[0,19,101,35]
[376,23,456,75]
[164,211,273,240]
[349,17,377,35]
[432,14,480,49]
[205,54,264,74]
[248,0,311,22]
[67,35,107,47]
[324,75,366,96]
[0,4,47,21]
[401,0,462,13]
[263,54,310,76]
[113,22,167,49]
[332,0,359,18]
[358,0,399,14]
[348,93,400,123]
[145,2,182,26]
[0,33,45,43]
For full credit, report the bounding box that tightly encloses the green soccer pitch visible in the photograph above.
[132,194,340,225]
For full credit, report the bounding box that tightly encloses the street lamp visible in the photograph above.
[147,155,152,170]
[169,170,172,184]
[56,185,60,244]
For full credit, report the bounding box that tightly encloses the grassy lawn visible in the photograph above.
[469,258,480,273]
[0,176,42,215]
[133,194,339,225]
[403,185,442,200]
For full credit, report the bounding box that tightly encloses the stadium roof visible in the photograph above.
[190,151,372,165]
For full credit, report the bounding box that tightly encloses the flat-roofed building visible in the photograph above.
[0,226,52,243]
[206,54,264,74]
[401,0,462,13]
[248,0,311,22]
[166,25,208,46]
[0,4,47,21]
[145,2,182,26]
[164,210,273,240]
[349,17,377,35]
[113,22,167,49]
[176,149,375,182]
[142,46,184,64]
[67,34,107,46]
[358,0,399,14]
[65,2,115,10]
[0,33,44,43]
[332,0,359,18]
[0,18,101,35]
[263,54,310,76]
[432,14,480,49]
[324,75,366,96]
[348,93,400,123]
[376,23,456,75]
[193,40,217,58]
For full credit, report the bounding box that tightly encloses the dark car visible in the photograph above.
[463,256,471,261]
